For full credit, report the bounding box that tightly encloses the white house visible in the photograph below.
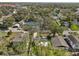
[13,23,20,28]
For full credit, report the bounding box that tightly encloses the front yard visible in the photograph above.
[0,31,7,37]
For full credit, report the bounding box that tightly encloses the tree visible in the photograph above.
[12,8,28,22]
[0,23,8,30]
[7,30,12,37]
[12,14,24,22]
[48,20,63,37]
[3,16,15,27]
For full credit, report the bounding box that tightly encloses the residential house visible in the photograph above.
[22,19,40,39]
[52,36,69,49]
[21,19,40,30]
[12,23,20,28]
[25,19,39,26]
[11,32,29,44]
[68,35,79,50]
[8,23,22,32]
[60,9,71,14]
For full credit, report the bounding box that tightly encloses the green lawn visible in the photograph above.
[71,24,79,31]
[0,31,7,37]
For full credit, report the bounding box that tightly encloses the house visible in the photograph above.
[13,9,17,14]
[8,23,22,32]
[52,36,69,49]
[60,9,71,14]
[13,23,20,28]
[22,19,40,29]
[20,19,41,40]
[11,32,29,44]
[20,19,40,34]
[25,20,39,26]
[68,35,79,50]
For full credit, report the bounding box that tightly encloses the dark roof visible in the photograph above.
[68,35,79,44]
[52,36,69,48]
[24,19,33,22]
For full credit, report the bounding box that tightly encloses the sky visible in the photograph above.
[0,0,79,2]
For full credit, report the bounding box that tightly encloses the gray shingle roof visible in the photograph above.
[68,35,79,44]
[52,36,69,48]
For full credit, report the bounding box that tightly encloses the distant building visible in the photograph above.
[60,9,71,14]
[0,4,16,7]
[76,8,79,11]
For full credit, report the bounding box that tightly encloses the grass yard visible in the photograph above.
[71,24,79,31]
[0,31,7,37]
